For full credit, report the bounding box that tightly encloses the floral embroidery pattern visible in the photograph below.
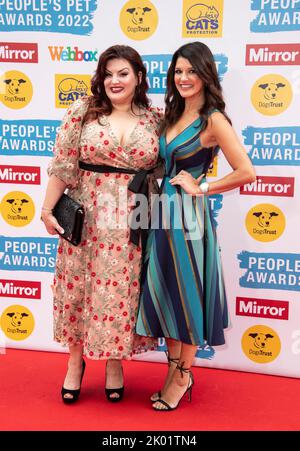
[48,97,163,360]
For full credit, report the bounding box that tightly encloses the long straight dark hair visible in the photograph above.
[163,42,231,132]
[83,45,150,124]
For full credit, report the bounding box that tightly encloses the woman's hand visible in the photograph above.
[41,211,64,235]
[169,170,205,195]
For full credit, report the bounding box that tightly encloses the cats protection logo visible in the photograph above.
[242,325,281,364]
[251,74,292,116]
[1,305,34,341]
[0,70,33,109]
[182,0,223,38]
[0,191,35,227]
[245,203,285,242]
[55,74,91,108]
[120,0,158,40]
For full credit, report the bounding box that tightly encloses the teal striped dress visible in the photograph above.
[136,116,229,346]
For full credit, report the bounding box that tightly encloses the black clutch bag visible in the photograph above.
[52,193,84,246]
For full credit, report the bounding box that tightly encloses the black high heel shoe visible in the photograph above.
[150,353,180,402]
[152,363,194,411]
[105,361,124,403]
[61,359,86,404]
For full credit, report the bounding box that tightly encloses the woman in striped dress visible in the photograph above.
[136,42,255,411]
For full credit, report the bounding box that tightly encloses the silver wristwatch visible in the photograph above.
[199,181,210,194]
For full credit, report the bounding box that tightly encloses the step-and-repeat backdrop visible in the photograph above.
[0,0,300,377]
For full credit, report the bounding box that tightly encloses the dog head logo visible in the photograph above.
[120,1,158,40]
[242,325,281,363]
[249,332,274,349]
[6,198,29,214]
[3,78,26,95]
[0,70,33,109]
[1,191,35,227]
[252,210,278,228]
[1,305,34,341]
[245,203,285,242]
[186,4,219,21]
[6,311,29,328]
[251,74,292,116]
[258,82,285,100]
[126,6,152,24]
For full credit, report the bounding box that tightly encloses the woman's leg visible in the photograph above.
[153,342,197,410]
[151,338,182,401]
[62,344,84,400]
[105,359,124,400]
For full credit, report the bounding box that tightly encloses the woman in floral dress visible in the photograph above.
[41,45,162,403]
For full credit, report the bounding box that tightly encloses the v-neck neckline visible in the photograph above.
[165,117,201,147]
[105,109,146,148]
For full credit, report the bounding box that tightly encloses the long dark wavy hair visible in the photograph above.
[163,42,231,133]
[83,45,150,124]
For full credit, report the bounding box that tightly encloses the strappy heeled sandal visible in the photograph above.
[61,359,86,404]
[152,362,194,411]
[150,353,180,402]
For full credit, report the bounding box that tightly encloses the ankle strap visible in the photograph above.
[168,357,179,367]
[176,362,191,378]
[165,351,180,367]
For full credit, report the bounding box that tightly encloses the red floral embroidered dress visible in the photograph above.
[48,97,162,360]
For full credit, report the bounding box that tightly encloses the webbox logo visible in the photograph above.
[0,279,41,300]
[236,296,289,320]
[0,165,40,185]
[0,42,38,63]
[240,175,294,197]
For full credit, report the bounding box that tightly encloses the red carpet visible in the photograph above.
[1,348,300,431]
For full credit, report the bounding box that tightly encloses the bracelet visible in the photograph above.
[41,207,53,212]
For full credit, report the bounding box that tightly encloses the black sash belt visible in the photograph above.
[78,161,153,256]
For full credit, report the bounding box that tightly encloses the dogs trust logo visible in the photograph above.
[182,0,223,38]
[0,191,35,227]
[0,305,34,341]
[245,203,285,243]
[0,70,33,109]
[120,0,158,40]
[251,74,292,116]
[242,325,281,364]
[55,74,91,108]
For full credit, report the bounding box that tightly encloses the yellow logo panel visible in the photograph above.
[55,74,91,108]
[1,305,35,341]
[242,325,281,364]
[120,0,158,40]
[207,154,218,177]
[182,0,223,38]
[251,74,292,116]
[245,203,285,242]
[1,191,35,227]
[0,70,33,109]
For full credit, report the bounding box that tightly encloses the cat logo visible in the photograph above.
[182,1,223,38]
[187,3,219,21]
[55,74,91,108]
